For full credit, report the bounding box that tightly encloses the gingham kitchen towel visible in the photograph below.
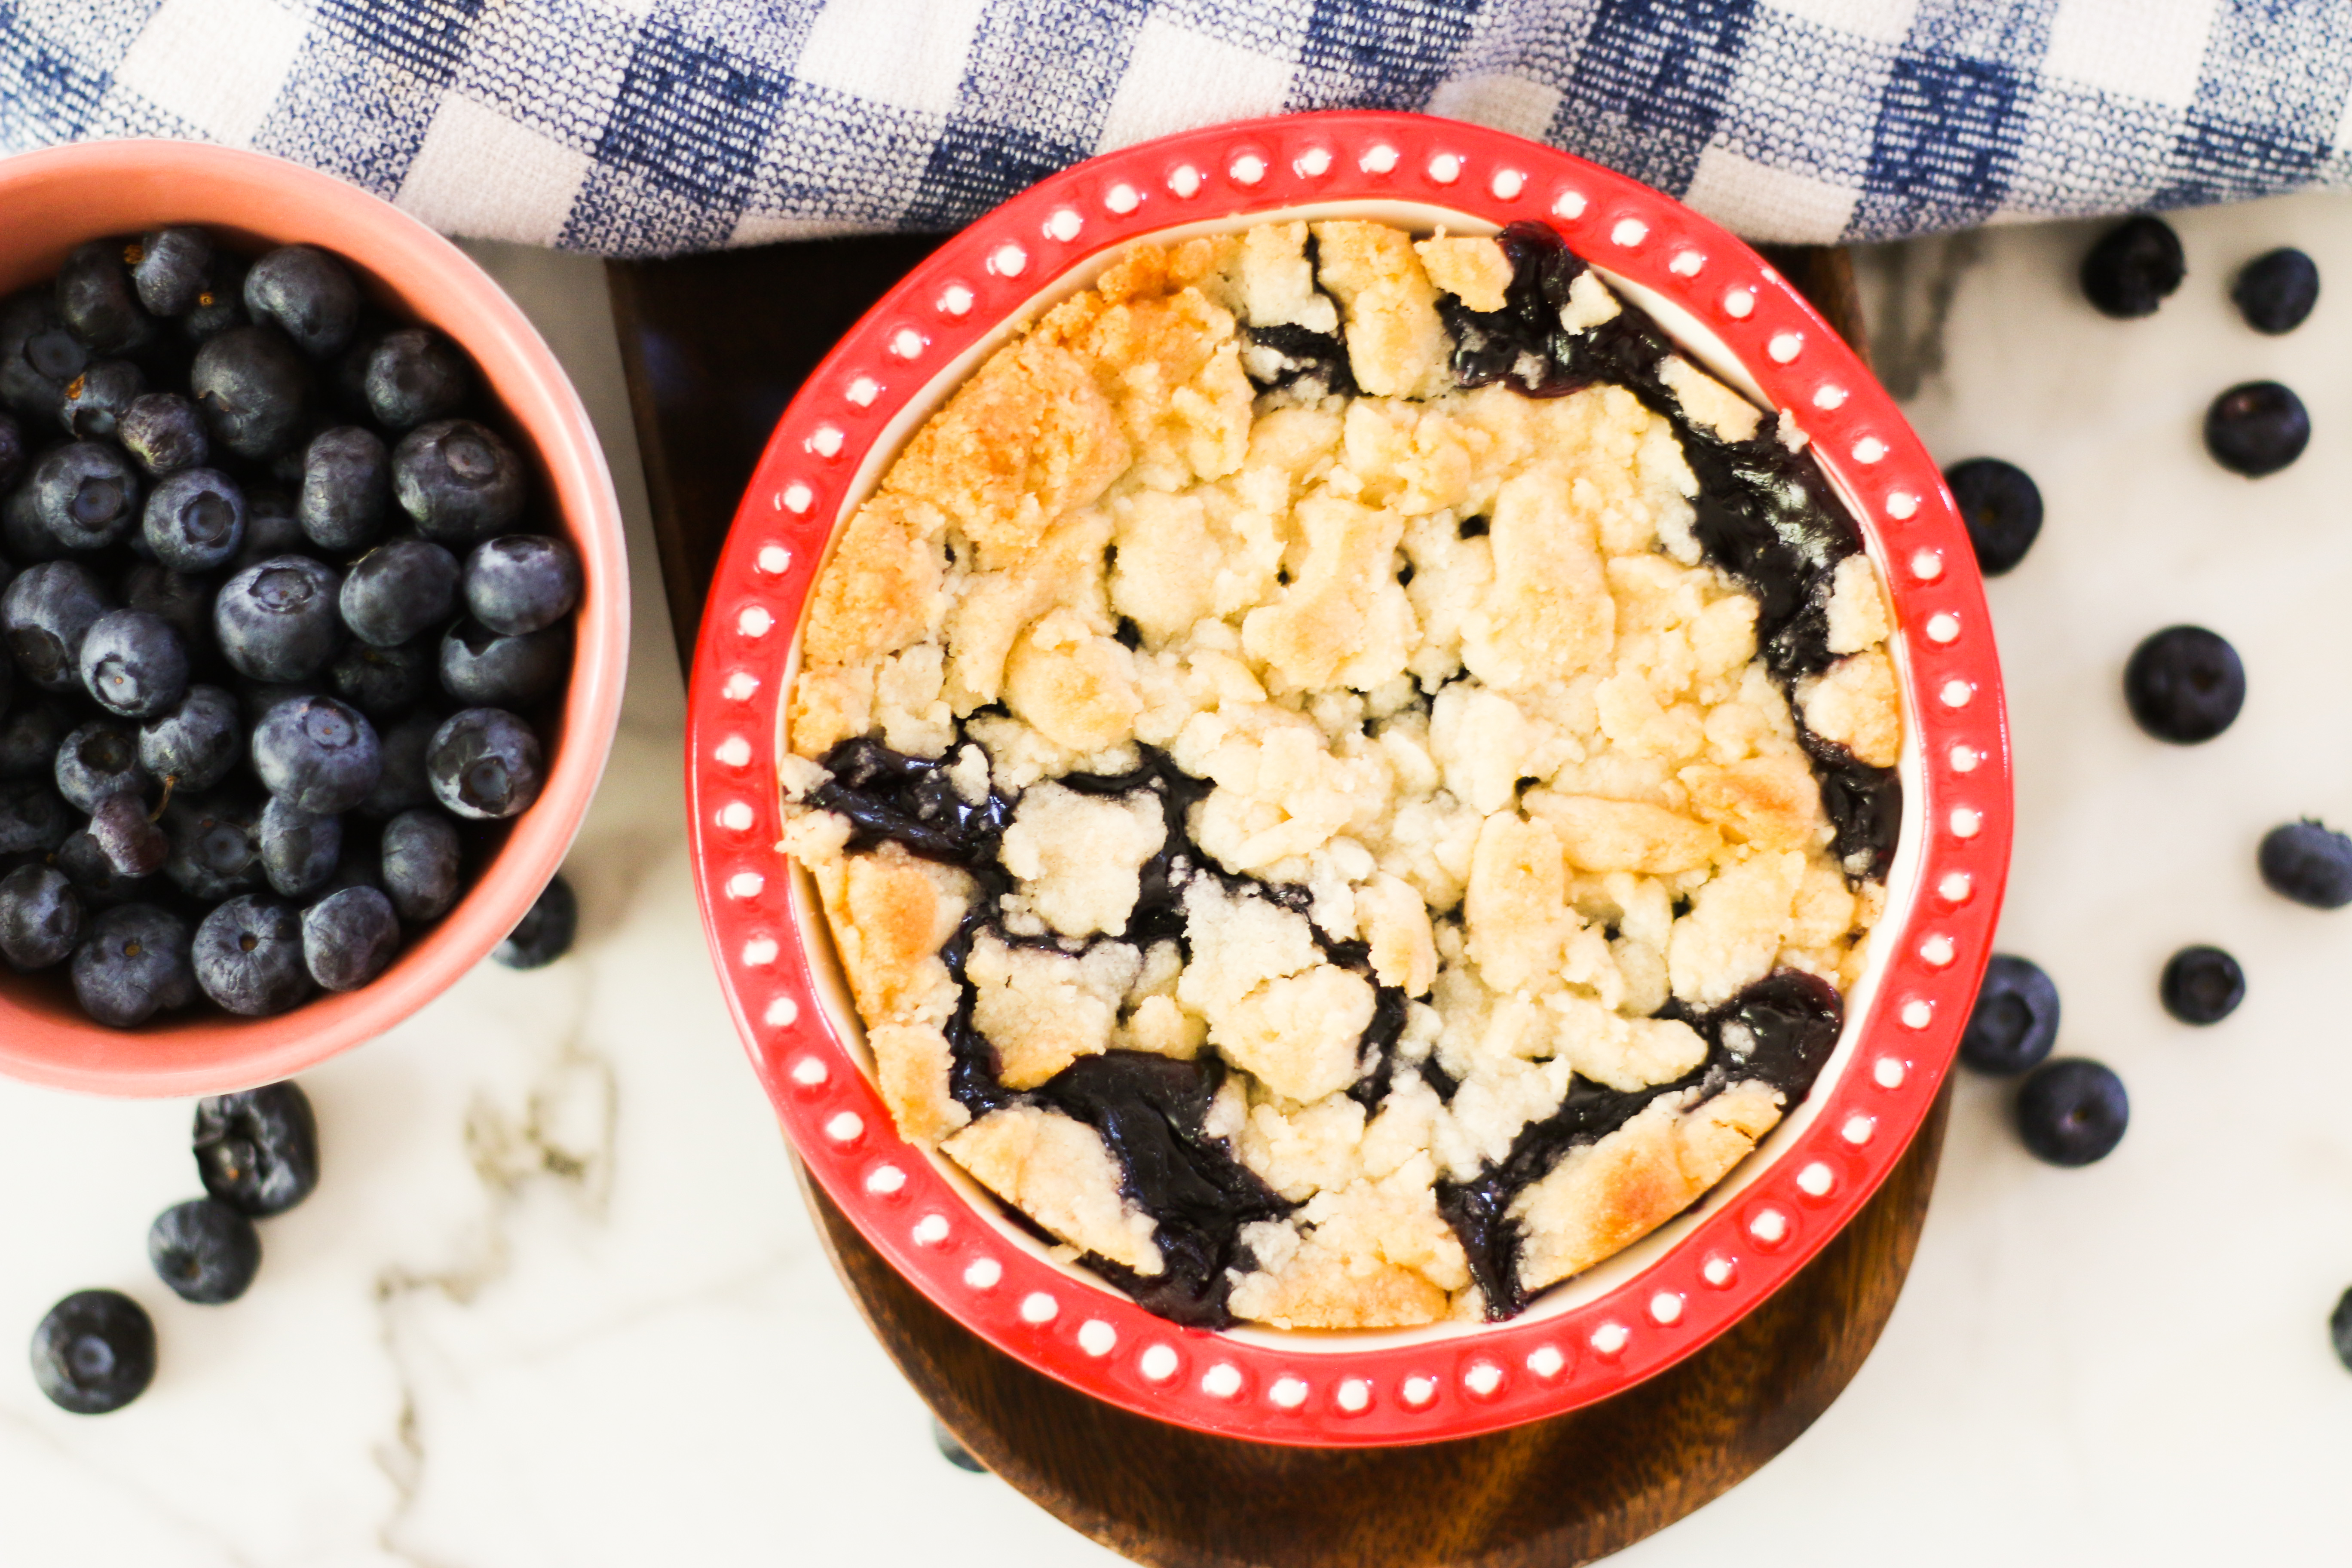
[3,0,2347,255]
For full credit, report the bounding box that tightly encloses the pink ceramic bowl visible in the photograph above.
[0,140,627,1098]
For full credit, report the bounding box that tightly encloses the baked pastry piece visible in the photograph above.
[781,220,1903,1328]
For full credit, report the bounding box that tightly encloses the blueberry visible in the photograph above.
[57,239,154,355]
[301,884,400,992]
[0,290,86,420]
[439,618,569,707]
[244,246,360,360]
[341,536,457,648]
[464,534,580,636]
[2334,1287,2352,1374]
[192,894,312,1016]
[934,1418,986,1473]
[89,790,168,878]
[428,707,543,821]
[29,1289,155,1414]
[2232,247,2318,334]
[259,795,340,897]
[180,252,248,345]
[192,325,312,461]
[0,410,23,493]
[132,227,215,318]
[193,1081,318,1216]
[139,683,241,792]
[0,696,70,777]
[393,419,524,544]
[3,560,111,692]
[121,563,216,657]
[251,694,379,814]
[2159,943,2244,1024]
[1942,457,2042,576]
[0,484,63,567]
[55,826,153,910]
[297,426,391,554]
[71,901,197,1026]
[1960,954,2061,1075]
[215,554,342,681]
[117,391,209,477]
[232,485,304,570]
[79,609,188,720]
[365,327,469,431]
[0,775,73,859]
[493,873,576,969]
[2259,819,2352,909]
[234,678,317,728]
[29,440,141,552]
[148,1197,259,1305]
[2014,1057,2128,1166]
[2122,625,2243,744]
[58,359,145,440]
[358,707,440,819]
[160,791,263,902]
[0,861,79,969]
[142,467,245,573]
[2080,215,2185,318]
[2205,381,2309,477]
[54,719,147,812]
[381,808,462,923]
[328,638,432,720]
[313,835,382,900]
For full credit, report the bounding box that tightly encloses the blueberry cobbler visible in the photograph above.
[780,220,1904,1329]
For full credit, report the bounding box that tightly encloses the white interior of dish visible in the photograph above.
[776,201,1927,1352]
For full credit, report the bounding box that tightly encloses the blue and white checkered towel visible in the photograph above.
[4,1,2347,256]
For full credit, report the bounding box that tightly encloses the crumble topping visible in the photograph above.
[782,219,1904,1329]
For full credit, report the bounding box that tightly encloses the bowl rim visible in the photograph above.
[0,138,628,1097]
[685,110,2012,1446]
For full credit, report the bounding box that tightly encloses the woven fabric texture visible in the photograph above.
[1,0,2341,255]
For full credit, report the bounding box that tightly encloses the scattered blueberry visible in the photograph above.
[192,894,312,1016]
[2205,381,2309,477]
[252,695,379,815]
[143,467,245,573]
[29,440,141,552]
[259,795,340,898]
[381,808,462,924]
[243,246,360,360]
[180,253,248,345]
[365,327,469,431]
[2014,1058,2128,1167]
[89,790,168,878]
[465,535,581,636]
[2080,215,2185,318]
[2232,247,2318,334]
[56,239,153,355]
[303,885,400,992]
[54,719,147,812]
[493,873,576,969]
[117,391,209,477]
[2123,625,2243,743]
[79,609,188,720]
[0,290,87,420]
[30,1289,155,1414]
[358,707,440,819]
[57,359,145,441]
[148,1197,260,1305]
[139,683,242,792]
[193,1081,318,1216]
[192,325,312,461]
[214,554,342,681]
[161,791,263,902]
[341,536,457,648]
[132,227,215,318]
[328,638,432,720]
[55,825,152,910]
[297,426,391,553]
[71,901,197,1026]
[0,862,80,970]
[439,618,568,708]
[933,1418,986,1473]
[3,560,111,692]
[1942,457,2042,576]
[393,419,524,543]
[1960,954,2061,1075]
[2260,820,2352,909]
[2334,1287,2352,1374]
[428,707,543,820]
[2159,944,2244,1024]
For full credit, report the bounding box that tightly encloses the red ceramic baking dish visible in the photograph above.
[686,112,2010,1445]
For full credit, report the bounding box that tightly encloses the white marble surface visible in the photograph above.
[7,208,2352,1564]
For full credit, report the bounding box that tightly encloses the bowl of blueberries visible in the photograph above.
[0,140,626,1096]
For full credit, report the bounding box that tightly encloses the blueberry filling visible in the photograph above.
[1238,324,1358,400]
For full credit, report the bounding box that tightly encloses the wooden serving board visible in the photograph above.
[609,236,1946,1567]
